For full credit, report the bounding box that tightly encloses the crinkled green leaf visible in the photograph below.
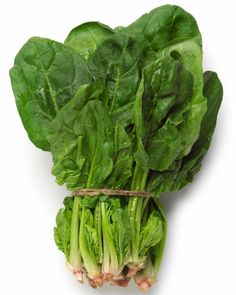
[110,207,131,267]
[121,4,202,64]
[79,208,100,274]
[47,84,114,189]
[172,71,223,190]
[65,22,114,59]
[139,211,163,257]
[10,37,91,150]
[54,197,73,260]
[105,122,133,189]
[147,71,222,195]
[89,33,141,114]
[133,53,200,171]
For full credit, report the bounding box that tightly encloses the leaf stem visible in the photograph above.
[69,197,82,272]
[129,165,149,265]
[152,200,167,277]
[101,202,119,275]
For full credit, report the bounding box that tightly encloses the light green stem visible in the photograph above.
[94,202,103,264]
[153,200,167,277]
[101,202,119,274]
[129,165,149,265]
[69,197,82,272]
[79,207,99,276]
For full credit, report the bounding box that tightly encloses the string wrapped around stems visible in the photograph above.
[72,188,152,198]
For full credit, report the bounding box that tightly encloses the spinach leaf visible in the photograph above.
[133,53,192,171]
[89,34,141,114]
[139,211,163,257]
[79,207,101,276]
[10,37,91,150]
[147,71,223,195]
[65,22,114,59]
[172,71,223,190]
[121,4,202,64]
[105,122,133,189]
[47,84,114,189]
[54,197,73,261]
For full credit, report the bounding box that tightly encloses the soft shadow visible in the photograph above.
[159,185,193,215]
[77,279,142,295]
[158,117,224,216]
[24,143,68,211]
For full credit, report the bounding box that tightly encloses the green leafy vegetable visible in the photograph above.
[10,4,222,291]
[120,4,202,65]
[54,197,73,261]
[10,37,91,150]
[65,22,114,59]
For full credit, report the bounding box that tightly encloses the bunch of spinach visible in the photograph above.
[10,5,222,290]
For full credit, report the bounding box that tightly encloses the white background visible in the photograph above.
[0,0,235,294]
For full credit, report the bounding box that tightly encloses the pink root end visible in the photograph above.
[75,271,84,283]
[87,274,104,288]
[111,276,130,287]
[127,267,139,278]
[136,278,156,291]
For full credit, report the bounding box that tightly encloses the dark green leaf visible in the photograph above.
[54,198,73,260]
[89,33,141,113]
[47,84,114,189]
[121,4,202,64]
[171,71,223,190]
[65,22,114,59]
[10,37,91,150]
